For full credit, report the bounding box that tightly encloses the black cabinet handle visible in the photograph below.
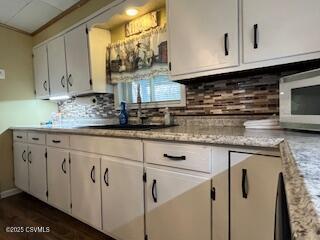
[17,136,23,139]
[163,154,186,161]
[67,74,72,87]
[32,137,39,141]
[28,151,32,164]
[52,140,61,144]
[90,166,95,183]
[61,76,65,88]
[254,24,258,49]
[224,33,229,56]
[242,169,248,198]
[104,168,109,186]
[43,81,48,91]
[22,150,26,162]
[61,159,67,174]
[152,179,158,203]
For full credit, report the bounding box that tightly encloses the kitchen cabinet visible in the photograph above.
[242,0,320,63]
[145,166,211,240]
[211,147,281,240]
[33,45,50,99]
[28,144,47,202]
[13,142,29,192]
[70,152,101,229]
[47,147,70,213]
[101,157,144,240]
[168,0,239,76]
[47,36,68,97]
[65,24,91,95]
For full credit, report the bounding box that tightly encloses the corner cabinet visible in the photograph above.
[242,0,320,63]
[211,147,282,240]
[33,45,50,99]
[168,0,239,76]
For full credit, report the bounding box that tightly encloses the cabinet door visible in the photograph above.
[13,142,29,192]
[28,144,47,202]
[145,167,211,240]
[70,152,101,229]
[230,152,281,240]
[47,36,68,97]
[168,0,239,76]
[101,157,144,240]
[47,147,70,213]
[65,24,91,95]
[33,45,50,98]
[243,0,320,63]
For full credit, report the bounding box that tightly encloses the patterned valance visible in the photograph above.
[108,25,168,83]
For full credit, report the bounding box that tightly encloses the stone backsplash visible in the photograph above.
[57,60,320,120]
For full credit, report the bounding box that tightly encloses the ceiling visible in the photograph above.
[0,0,81,34]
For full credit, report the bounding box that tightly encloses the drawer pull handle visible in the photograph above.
[242,169,249,198]
[28,151,32,164]
[61,159,67,174]
[104,168,109,186]
[90,166,96,183]
[17,136,23,139]
[52,140,61,144]
[163,154,186,161]
[32,137,39,141]
[152,179,158,203]
[22,150,26,162]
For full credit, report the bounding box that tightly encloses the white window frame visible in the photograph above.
[114,83,186,110]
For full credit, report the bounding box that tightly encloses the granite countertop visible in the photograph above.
[10,125,320,239]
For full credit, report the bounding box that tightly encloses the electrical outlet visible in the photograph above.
[0,69,5,80]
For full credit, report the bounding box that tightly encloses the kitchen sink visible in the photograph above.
[79,124,177,131]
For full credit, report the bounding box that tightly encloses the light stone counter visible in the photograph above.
[10,125,320,239]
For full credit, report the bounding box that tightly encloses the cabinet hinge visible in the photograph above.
[143,172,147,182]
[144,235,148,240]
[89,79,92,85]
[85,27,88,34]
[211,187,216,201]
[168,62,172,71]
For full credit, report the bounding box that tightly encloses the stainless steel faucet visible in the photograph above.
[137,83,147,124]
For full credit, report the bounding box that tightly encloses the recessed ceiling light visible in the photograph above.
[126,8,138,16]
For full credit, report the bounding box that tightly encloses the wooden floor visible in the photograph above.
[0,193,114,240]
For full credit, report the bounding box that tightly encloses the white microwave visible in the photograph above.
[280,69,320,131]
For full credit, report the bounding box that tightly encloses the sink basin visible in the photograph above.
[79,124,177,131]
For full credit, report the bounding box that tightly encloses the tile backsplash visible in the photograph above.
[57,61,320,120]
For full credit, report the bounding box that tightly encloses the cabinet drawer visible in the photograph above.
[47,134,69,148]
[144,141,212,173]
[13,131,27,142]
[28,132,46,145]
[70,135,143,162]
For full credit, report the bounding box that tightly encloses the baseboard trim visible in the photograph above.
[0,188,22,199]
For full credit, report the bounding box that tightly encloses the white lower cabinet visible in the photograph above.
[211,147,281,240]
[28,144,47,202]
[70,152,101,229]
[13,142,29,192]
[145,166,211,240]
[47,147,71,213]
[101,157,144,240]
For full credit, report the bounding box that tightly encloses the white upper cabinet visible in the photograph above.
[65,24,92,95]
[168,0,239,76]
[33,45,50,99]
[47,36,68,96]
[243,0,320,63]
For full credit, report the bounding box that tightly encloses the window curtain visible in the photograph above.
[108,25,168,84]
